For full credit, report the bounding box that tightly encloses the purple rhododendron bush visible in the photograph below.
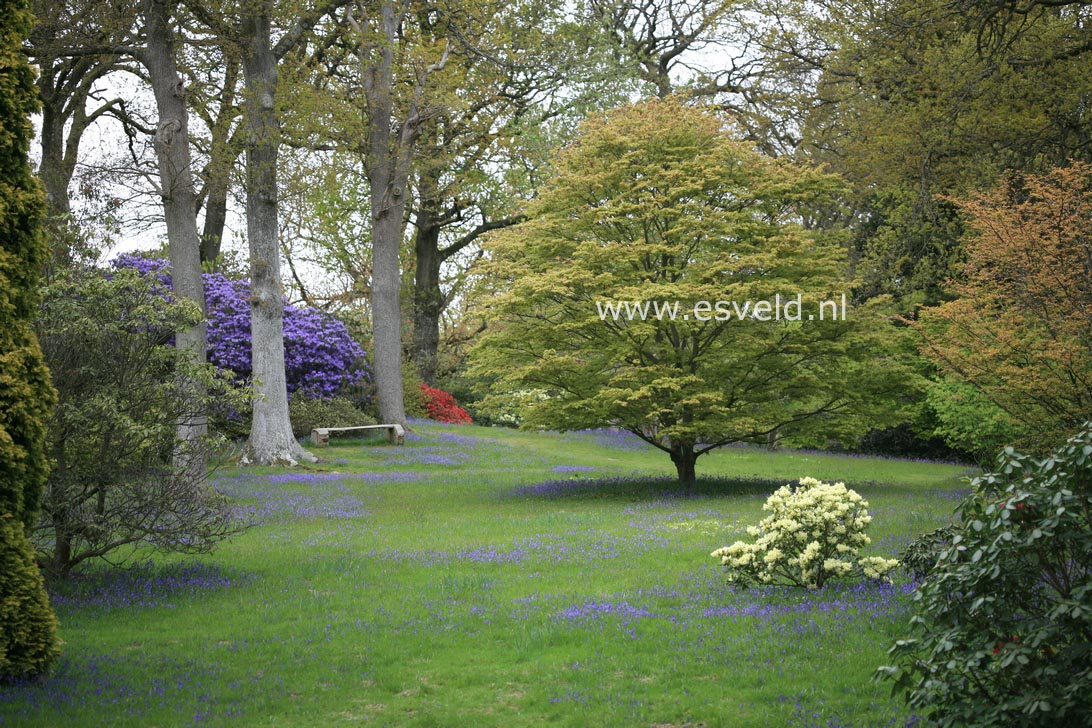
[113,255,370,399]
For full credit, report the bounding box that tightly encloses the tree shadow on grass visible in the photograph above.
[502,475,784,502]
[46,559,254,613]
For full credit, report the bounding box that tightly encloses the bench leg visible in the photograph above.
[388,424,406,446]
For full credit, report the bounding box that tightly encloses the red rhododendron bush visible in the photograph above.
[420,384,472,424]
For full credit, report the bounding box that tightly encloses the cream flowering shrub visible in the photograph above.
[711,477,898,589]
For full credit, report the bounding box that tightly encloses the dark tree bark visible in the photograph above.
[670,443,698,484]
[411,197,443,385]
[410,196,521,385]
[36,67,78,215]
[198,57,239,266]
[362,0,409,426]
[28,1,137,219]
[589,0,733,100]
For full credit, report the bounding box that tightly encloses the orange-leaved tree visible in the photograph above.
[916,163,1092,453]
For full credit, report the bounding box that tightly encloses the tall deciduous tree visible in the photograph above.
[584,0,835,153]
[345,0,449,425]
[182,40,241,267]
[143,0,208,466]
[178,0,348,463]
[406,0,594,384]
[239,0,316,464]
[0,0,60,679]
[802,0,1092,307]
[586,0,737,100]
[275,0,602,387]
[473,99,908,482]
[915,163,1092,453]
[27,1,138,218]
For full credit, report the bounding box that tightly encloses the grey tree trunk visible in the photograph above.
[358,0,414,426]
[240,1,314,465]
[143,0,207,471]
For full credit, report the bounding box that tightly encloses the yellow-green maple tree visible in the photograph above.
[473,99,910,482]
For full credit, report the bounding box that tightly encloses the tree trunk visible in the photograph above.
[670,443,698,484]
[371,189,408,425]
[200,182,229,265]
[37,87,71,216]
[240,1,314,465]
[412,207,442,385]
[29,8,134,241]
[144,0,207,474]
[32,30,97,218]
[361,0,411,425]
[47,516,71,578]
[200,57,239,267]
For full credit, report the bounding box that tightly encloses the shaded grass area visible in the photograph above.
[0,423,971,727]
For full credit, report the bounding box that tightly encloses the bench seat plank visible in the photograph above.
[311,424,405,446]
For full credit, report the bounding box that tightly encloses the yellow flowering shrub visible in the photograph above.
[711,477,897,589]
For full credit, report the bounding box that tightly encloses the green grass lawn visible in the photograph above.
[1,424,974,727]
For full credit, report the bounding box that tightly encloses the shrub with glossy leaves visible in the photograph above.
[711,477,898,589]
[33,266,247,577]
[114,255,369,398]
[900,524,958,581]
[878,428,1092,728]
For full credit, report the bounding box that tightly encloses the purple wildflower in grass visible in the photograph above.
[786,696,923,728]
[213,471,421,524]
[300,523,372,548]
[505,475,780,501]
[699,581,915,622]
[258,471,422,486]
[557,599,653,622]
[356,529,664,568]
[432,430,487,446]
[551,465,595,474]
[454,544,526,564]
[363,540,531,566]
[569,428,654,452]
[0,650,276,724]
[229,494,370,522]
[49,560,255,613]
[384,446,471,467]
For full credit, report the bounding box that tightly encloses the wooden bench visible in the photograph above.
[311,424,406,446]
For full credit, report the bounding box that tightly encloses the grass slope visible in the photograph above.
[1,424,973,727]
